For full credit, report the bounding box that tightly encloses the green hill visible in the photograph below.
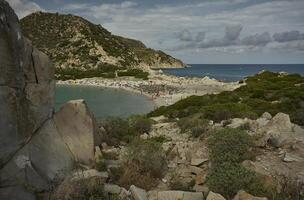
[20,12,185,80]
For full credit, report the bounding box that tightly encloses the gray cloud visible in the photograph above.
[177,30,206,42]
[177,29,193,41]
[242,32,272,46]
[224,24,242,41]
[273,31,303,42]
[196,32,206,42]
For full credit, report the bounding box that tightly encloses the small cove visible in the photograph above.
[55,85,156,119]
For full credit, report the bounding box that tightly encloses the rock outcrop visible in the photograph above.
[0,1,102,199]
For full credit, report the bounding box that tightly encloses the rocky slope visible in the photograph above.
[20,12,185,78]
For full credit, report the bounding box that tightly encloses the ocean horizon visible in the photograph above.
[162,64,304,82]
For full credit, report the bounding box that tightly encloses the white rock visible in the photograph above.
[104,184,122,194]
[191,158,208,166]
[130,185,148,200]
[206,191,226,200]
[71,169,108,181]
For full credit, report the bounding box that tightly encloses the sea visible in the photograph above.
[55,85,155,119]
[162,64,304,82]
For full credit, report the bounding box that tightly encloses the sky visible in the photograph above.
[6,0,304,64]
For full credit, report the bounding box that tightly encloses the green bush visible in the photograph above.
[177,116,210,138]
[201,103,257,123]
[117,69,149,80]
[101,116,153,145]
[125,138,167,178]
[208,128,255,165]
[206,163,268,199]
[129,115,153,135]
[102,117,132,145]
[118,138,167,189]
[148,72,304,125]
[206,128,273,198]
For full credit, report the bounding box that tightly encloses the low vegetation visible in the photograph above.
[177,116,210,138]
[149,72,304,125]
[206,128,274,199]
[56,66,149,80]
[117,69,149,80]
[117,138,167,190]
[101,116,153,145]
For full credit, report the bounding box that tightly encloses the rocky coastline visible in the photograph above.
[56,73,241,107]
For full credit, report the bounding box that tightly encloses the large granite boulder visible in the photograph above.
[54,99,102,165]
[0,0,55,168]
[0,1,102,199]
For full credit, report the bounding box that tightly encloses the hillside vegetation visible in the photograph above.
[20,12,185,80]
[149,71,304,125]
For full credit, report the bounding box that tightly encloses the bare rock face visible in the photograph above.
[0,0,55,168]
[0,1,101,199]
[54,99,101,165]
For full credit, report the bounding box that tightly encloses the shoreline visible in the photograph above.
[56,73,242,108]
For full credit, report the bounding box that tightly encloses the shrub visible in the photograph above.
[177,116,210,138]
[95,157,107,171]
[118,162,158,190]
[208,128,255,165]
[125,139,167,178]
[129,115,153,135]
[117,138,167,189]
[201,103,257,123]
[102,117,132,145]
[206,163,268,199]
[148,72,304,125]
[102,116,153,145]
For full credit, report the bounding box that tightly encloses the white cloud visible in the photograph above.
[6,0,44,19]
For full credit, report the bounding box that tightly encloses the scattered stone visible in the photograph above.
[227,118,247,129]
[104,184,122,194]
[157,191,204,200]
[71,169,108,181]
[283,153,303,162]
[195,171,207,185]
[140,133,149,140]
[130,185,148,200]
[261,112,272,120]
[233,190,268,200]
[193,184,209,194]
[191,158,208,166]
[206,191,226,200]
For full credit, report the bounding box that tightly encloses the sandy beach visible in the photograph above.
[56,73,242,107]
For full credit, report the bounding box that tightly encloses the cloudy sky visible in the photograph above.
[7,0,304,64]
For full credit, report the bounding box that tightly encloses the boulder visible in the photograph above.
[0,119,74,192]
[206,191,226,200]
[261,112,272,120]
[0,0,54,168]
[191,158,208,166]
[257,113,295,147]
[130,185,148,200]
[104,184,122,194]
[233,190,268,200]
[157,191,204,200]
[54,99,102,165]
[227,118,248,129]
[0,1,102,198]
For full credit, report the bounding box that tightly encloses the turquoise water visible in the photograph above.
[163,64,304,82]
[55,85,155,119]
